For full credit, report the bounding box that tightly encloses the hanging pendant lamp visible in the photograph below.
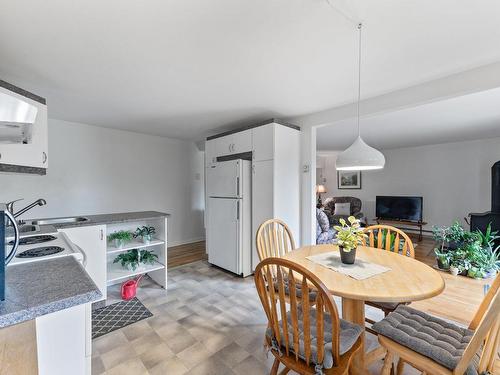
[336,23,385,171]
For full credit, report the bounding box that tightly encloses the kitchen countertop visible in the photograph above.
[29,210,169,229]
[0,256,101,328]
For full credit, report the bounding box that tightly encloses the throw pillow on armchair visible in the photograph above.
[324,197,364,226]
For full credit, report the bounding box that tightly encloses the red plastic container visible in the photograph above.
[121,275,144,300]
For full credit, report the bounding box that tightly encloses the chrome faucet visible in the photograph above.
[6,198,47,219]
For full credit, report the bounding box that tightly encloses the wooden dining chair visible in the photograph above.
[254,257,363,375]
[362,225,415,334]
[374,273,500,375]
[256,218,296,262]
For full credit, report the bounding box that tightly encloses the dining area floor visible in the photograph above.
[91,250,493,375]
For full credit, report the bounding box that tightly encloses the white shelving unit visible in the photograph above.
[107,238,165,255]
[107,261,165,284]
[105,217,168,288]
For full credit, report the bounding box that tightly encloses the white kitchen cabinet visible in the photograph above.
[59,225,107,301]
[211,129,252,158]
[251,160,274,270]
[0,84,48,170]
[252,124,274,161]
[215,134,235,156]
[36,304,87,375]
[251,123,300,270]
[232,129,252,154]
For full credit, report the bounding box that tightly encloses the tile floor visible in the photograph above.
[92,261,421,375]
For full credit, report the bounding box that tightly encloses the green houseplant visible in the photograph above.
[108,230,133,249]
[334,216,367,264]
[434,248,450,270]
[134,226,156,244]
[113,249,158,271]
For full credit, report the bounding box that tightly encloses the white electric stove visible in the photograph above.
[6,230,84,266]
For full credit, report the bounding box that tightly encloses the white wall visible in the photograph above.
[316,137,500,230]
[0,119,205,246]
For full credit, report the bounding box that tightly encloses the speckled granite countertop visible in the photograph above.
[0,256,101,328]
[29,211,169,229]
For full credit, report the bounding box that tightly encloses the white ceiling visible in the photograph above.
[1,0,500,140]
[316,86,500,150]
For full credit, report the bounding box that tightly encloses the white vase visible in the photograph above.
[450,266,459,276]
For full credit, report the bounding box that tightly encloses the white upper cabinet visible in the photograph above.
[232,129,252,154]
[205,121,297,164]
[252,124,274,161]
[0,84,48,170]
[206,129,253,164]
[215,134,235,156]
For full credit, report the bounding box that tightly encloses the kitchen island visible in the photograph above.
[0,256,101,375]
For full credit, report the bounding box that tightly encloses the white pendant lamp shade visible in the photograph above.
[335,23,385,171]
[336,136,385,171]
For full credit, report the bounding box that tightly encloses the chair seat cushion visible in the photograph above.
[372,305,478,374]
[273,279,318,302]
[266,307,363,369]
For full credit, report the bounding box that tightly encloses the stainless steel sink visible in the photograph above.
[30,217,89,225]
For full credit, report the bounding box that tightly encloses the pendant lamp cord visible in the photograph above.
[357,22,362,138]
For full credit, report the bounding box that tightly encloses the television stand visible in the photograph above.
[375,218,427,242]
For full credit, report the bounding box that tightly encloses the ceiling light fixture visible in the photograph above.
[336,23,385,171]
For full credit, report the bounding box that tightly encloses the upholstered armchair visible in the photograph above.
[316,208,336,245]
[323,196,364,226]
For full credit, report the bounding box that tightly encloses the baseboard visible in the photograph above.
[167,237,205,248]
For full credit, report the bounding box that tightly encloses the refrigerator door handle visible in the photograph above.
[236,201,240,220]
[236,177,240,196]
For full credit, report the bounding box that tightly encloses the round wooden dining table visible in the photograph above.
[282,244,445,375]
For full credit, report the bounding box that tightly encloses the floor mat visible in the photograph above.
[92,297,153,339]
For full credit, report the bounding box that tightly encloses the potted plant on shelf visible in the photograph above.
[334,216,367,264]
[108,230,133,249]
[134,226,156,244]
[113,249,159,271]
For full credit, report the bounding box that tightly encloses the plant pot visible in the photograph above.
[339,246,356,264]
[114,239,125,249]
[459,269,468,276]
[142,235,152,244]
[436,257,450,270]
[449,266,459,276]
[126,263,138,271]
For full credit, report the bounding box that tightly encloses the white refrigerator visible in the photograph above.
[206,159,252,277]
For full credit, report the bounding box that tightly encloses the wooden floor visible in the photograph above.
[167,241,207,269]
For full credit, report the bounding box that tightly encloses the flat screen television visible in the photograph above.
[376,196,423,222]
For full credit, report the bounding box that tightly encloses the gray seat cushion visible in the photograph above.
[266,307,363,369]
[273,279,318,302]
[372,305,479,375]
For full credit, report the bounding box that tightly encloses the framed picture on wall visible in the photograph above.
[337,170,361,189]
